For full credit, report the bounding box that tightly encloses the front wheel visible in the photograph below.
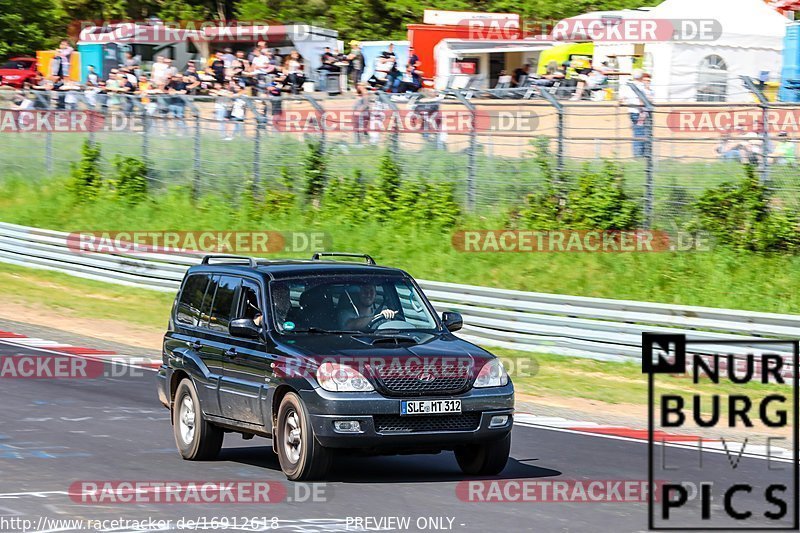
[173,379,223,460]
[276,392,332,481]
[455,433,511,476]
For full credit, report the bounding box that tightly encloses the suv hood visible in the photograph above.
[273,332,494,378]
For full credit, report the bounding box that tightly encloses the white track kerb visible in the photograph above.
[1,221,800,363]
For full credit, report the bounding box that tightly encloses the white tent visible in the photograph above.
[645,0,790,101]
[559,0,789,101]
[433,39,553,89]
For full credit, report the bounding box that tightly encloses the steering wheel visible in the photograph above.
[367,314,389,330]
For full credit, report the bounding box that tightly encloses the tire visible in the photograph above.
[276,392,331,481]
[455,432,511,476]
[173,379,223,460]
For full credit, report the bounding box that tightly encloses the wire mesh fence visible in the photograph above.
[1,82,798,227]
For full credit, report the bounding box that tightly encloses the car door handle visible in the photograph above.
[224,348,238,358]
[188,341,203,350]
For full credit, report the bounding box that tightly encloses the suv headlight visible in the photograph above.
[473,359,509,388]
[316,362,375,392]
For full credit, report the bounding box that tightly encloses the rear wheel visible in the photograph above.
[276,392,331,480]
[173,379,223,460]
[455,433,511,476]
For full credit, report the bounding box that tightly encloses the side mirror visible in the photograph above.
[442,311,463,332]
[229,318,261,339]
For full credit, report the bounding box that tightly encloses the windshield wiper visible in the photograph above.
[288,327,361,334]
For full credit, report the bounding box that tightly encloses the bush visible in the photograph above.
[695,166,800,252]
[363,152,402,222]
[322,169,364,223]
[303,141,327,207]
[264,168,297,218]
[111,156,149,205]
[564,161,639,230]
[68,141,103,203]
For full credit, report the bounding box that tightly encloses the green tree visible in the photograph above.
[0,0,63,58]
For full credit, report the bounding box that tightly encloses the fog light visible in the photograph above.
[334,420,361,433]
[489,415,509,428]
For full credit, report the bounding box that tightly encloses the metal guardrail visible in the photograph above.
[1,221,798,363]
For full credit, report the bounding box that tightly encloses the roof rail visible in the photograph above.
[311,252,376,265]
[201,254,258,267]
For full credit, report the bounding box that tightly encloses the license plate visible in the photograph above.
[401,399,461,415]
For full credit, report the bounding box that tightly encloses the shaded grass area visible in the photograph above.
[0,262,174,328]
[3,175,800,313]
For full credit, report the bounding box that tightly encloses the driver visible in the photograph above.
[338,283,397,330]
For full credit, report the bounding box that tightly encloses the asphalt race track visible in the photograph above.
[0,336,793,533]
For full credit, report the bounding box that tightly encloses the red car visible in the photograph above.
[0,57,42,88]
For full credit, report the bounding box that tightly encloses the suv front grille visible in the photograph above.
[373,413,482,434]
[372,363,472,396]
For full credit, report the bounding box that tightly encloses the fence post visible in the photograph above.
[627,82,655,229]
[302,94,326,153]
[741,76,771,183]
[376,91,400,158]
[193,111,201,199]
[538,88,565,174]
[247,97,265,188]
[141,102,149,175]
[452,91,477,212]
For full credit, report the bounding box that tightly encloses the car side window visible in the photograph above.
[198,275,219,328]
[207,275,239,333]
[238,279,263,323]
[176,274,211,326]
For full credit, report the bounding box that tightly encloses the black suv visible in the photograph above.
[157,253,514,480]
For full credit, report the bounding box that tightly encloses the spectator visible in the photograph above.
[392,63,422,94]
[533,61,565,87]
[570,61,610,101]
[769,131,796,164]
[347,42,364,90]
[512,64,530,87]
[166,75,188,134]
[740,130,770,166]
[408,47,419,68]
[318,46,339,90]
[619,69,649,158]
[716,127,745,161]
[353,82,370,143]
[248,41,266,62]
[57,40,74,79]
[116,71,136,114]
[183,61,202,94]
[151,56,168,87]
[86,65,99,87]
[210,82,233,138]
[222,47,236,69]
[284,50,305,94]
[163,58,178,80]
[226,84,247,140]
[208,52,226,84]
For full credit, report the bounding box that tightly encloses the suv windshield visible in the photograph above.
[270,276,439,333]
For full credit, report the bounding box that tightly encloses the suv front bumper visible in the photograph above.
[299,383,514,449]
